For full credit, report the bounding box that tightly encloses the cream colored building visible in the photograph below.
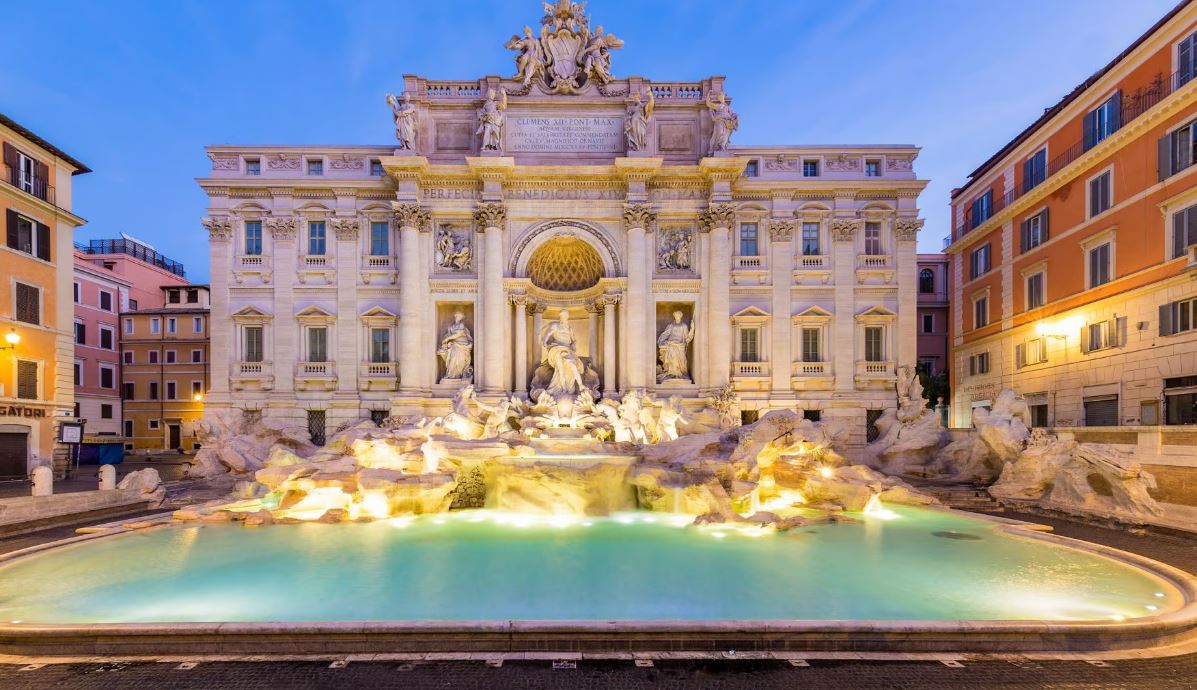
[198,4,926,455]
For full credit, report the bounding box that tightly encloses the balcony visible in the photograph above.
[731,361,770,391]
[793,255,832,285]
[360,255,398,285]
[234,254,272,284]
[855,360,896,388]
[731,255,768,285]
[231,361,273,391]
[2,163,55,206]
[360,361,399,391]
[791,361,834,391]
[296,361,337,391]
[856,255,894,285]
[297,255,335,284]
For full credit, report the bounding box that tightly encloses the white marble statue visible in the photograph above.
[385,92,418,150]
[655,395,687,442]
[625,88,654,151]
[656,311,694,383]
[437,311,474,382]
[618,390,648,444]
[505,26,546,86]
[435,225,472,271]
[541,310,586,397]
[477,89,507,151]
[580,26,622,85]
[704,91,739,153]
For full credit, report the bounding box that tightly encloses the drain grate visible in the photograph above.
[932,530,984,541]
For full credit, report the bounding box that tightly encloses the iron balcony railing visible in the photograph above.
[76,238,186,277]
[2,163,55,205]
[955,69,1190,239]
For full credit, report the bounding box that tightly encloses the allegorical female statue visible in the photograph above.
[704,91,739,153]
[656,310,695,382]
[624,87,654,151]
[385,92,418,150]
[541,309,585,396]
[477,88,507,151]
[437,311,474,381]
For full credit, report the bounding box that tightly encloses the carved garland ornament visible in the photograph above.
[266,216,297,240]
[203,216,233,241]
[893,218,924,242]
[698,203,737,232]
[394,203,431,230]
[622,203,656,229]
[831,218,863,242]
[331,217,360,240]
[473,202,508,229]
[768,219,796,242]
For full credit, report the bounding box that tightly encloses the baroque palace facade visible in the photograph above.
[199,3,926,453]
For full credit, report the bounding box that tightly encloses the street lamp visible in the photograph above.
[0,328,19,351]
[193,392,204,402]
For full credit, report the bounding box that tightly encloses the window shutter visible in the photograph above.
[969,355,976,376]
[33,160,48,199]
[1022,158,1033,193]
[35,222,50,261]
[1161,303,1174,336]
[1020,219,1029,253]
[1183,35,1195,86]
[1015,343,1025,369]
[1113,316,1127,347]
[5,209,17,250]
[1175,210,1187,259]
[1080,325,1091,354]
[1109,90,1122,131]
[1,142,15,175]
[1041,208,1050,243]
[1160,133,1174,181]
[1083,110,1097,151]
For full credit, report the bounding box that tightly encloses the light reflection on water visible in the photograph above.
[0,506,1182,624]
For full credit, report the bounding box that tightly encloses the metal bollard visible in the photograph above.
[99,464,116,491]
[31,466,53,497]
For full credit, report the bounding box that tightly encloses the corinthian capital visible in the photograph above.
[202,216,233,241]
[473,202,507,229]
[698,203,737,232]
[893,218,924,242]
[331,217,360,240]
[265,216,297,240]
[622,203,656,229]
[830,218,863,242]
[393,203,430,230]
[768,219,796,242]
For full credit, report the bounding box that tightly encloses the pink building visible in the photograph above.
[917,253,950,376]
[73,237,189,438]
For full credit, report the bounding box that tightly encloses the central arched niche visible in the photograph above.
[526,235,604,292]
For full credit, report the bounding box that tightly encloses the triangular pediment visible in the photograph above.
[359,305,398,320]
[732,306,770,318]
[295,305,336,320]
[856,305,897,319]
[793,305,833,319]
[231,305,272,319]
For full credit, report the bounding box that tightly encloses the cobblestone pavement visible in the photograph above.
[0,511,1194,688]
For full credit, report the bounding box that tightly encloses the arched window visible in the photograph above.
[919,268,935,294]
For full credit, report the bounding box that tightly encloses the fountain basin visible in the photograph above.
[0,506,1195,656]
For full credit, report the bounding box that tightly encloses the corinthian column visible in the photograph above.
[475,202,508,392]
[602,293,620,395]
[510,293,529,394]
[700,203,736,388]
[394,203,429,393]
[623,203,655,389]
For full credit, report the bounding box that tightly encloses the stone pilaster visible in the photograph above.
[204,217,233,399]
[266,215,299,395]
[475,202,508,392]
[332,217,361,394]
[894,218,923,371]
[831,217,861,392]
[768,218,795,393]
[510,293,529,394]
[602,293,621,394]
[394,203,430,394]
[623,203,656,389]
[700,203,736,388]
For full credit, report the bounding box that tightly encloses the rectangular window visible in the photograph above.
[150,318,160,334]
[166,381,177,400]
[123,350,133,364]
[922,313,934,333]
[1087,322,1107,352]
[864,326,884,362]
[739,329,759,363]
[1084,395,1119,426]
[167,317,177,334]
[124,419,133,437]
[307,159,323,175]
[165,350,176,364]
[370,159,384,176]
[73,362,81,386]
[1026,272,1045,309]
[1162,119,1197,179]
[99,290,113,312]
[1163,297,1197,336]
[866,409,883,443]
[121,382,132,402]
[1020,209,1049,252]
[863,221,882,255]
[1088,242,1112,288]
[101,404,113,419]
[14,282,39,325]
[370,221,389,256]
[100,366,114,389]
[1088,170,1111,217]
[149,350,159,364]
[168,290,180,304]
[149,419,160,430]
[1181,30,1197,87]
[370,328,391,363]
[1023,148,1047,192]
[1172,204,1197,259]
[803,409,822,422]
[99,325,114,350]
[744,160,759,177]
[187,288,198,303]
[801,327,820,362]
[308,221,327,255]
[149,381,159,400]
[73,282,80,303]
[969,244,991,279]
[308,327,328,362]
[1084,93,1121,151]
[192,380,203,397]
[801,222,820,255]
[244,220,263,255]
[74,321,86,345]
[968,352,990,376]
[973,296,989,329]
[1029,404,1049,427]
[802,160,819,177]
[16,360,37,399]
[244,326,264,362]
[124,318,134,334]
[193,316,203,333]
[308,410,327,446]
[191,349,203,363]
[738,223,758,256]
[865,159,881,177]
[245,158,261,176]
[5,212,50,260]
[969,190,992,229]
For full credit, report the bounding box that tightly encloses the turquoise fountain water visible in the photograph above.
[0,506,1181,624]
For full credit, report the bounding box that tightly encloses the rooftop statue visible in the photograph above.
[385,92,417,150]
[477,88,508,151]
[705,91,739,153]
[505,0,623,94]
[625,87,654,151]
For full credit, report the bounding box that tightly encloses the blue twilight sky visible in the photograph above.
[0,0,1181,283]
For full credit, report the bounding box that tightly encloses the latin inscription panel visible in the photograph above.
[507,117,624,153]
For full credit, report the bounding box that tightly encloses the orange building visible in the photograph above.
[948,2,1197,435]
[0,113,90,478]
[120,285,210,453]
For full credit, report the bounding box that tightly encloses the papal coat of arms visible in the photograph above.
[505,1,624,94]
